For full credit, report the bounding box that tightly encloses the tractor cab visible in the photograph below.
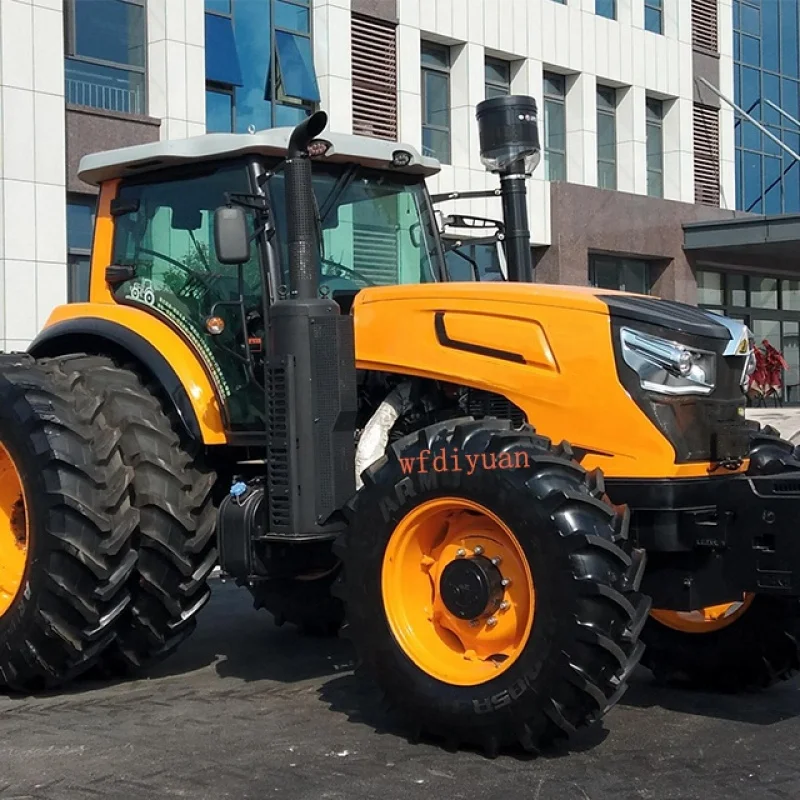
[75,126,448,436]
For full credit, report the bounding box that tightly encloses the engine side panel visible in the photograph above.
[352,283,735,479]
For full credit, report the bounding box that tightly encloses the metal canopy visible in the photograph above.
[683,214,800,273]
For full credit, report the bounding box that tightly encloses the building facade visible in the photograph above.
[0,0,796,393]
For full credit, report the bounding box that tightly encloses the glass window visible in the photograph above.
[751,276,779,309]
[646,97,664,197]
[268,164,441,291]
[783,280,800,312]
[729,273,747,306]
[485,57,511,99]
[543,72,567,182]
[205,13,243,87]
[696,270,723,305]
[421,43,451,164]
[67,196,97,253]
[644,0,662,34]
[65,0,146,115]
[67,194,97,303]
[111,164,265,429]
[206,87,234,132]
[596,0,616,20]
[597,85,617,190]
[274,0,310,32]
[270,30,321,104]
[206,0,232,13]
[590,255,651,293]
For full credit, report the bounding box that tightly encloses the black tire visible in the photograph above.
[641,423,800,691]
[51,355,218,673]
[0,355,138,691]
[334,418,650,756]
[249,565,345,636]
[641,596,800,691]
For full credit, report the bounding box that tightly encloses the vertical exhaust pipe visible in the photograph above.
[284,110,328,300]
[475,96,541,283]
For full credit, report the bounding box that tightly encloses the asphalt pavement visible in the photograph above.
[1,578,799,800]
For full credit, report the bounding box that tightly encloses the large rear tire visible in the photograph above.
[641,424,800,691]
[334,418,650,756]
[52,355,218,673]
[0,356,138,691]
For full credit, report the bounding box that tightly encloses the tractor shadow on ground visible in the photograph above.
[622,666,800,727]
[316,672,611,761]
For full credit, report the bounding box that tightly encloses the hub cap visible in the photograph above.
[381,496,535,686]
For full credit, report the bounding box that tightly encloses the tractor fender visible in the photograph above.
[28,310,227,445]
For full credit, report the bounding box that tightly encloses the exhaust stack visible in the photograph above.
[475,95,541,283]
[284,110,328,300]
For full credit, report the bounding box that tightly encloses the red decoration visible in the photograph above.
[748,339,789,401]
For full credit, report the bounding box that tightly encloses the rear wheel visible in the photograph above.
[52,355,218,674]
[0,356,137,691]
[335,418,649,756]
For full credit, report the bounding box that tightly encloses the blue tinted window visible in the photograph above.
[734,0,800,213]
[67,196,97,252]
[206,0,231,13]
[66,0,146,114]
[275,0,310,32]
[596,0,615,19]
[273,31,320,103]
[644,0,662,34]
[205,13,243,86]
[73,0,145,68]
[206,89,234,132]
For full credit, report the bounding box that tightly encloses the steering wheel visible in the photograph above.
[320,257,377,287]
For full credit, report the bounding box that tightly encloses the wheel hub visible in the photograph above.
[439,555,504,621]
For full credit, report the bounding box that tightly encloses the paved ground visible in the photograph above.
[2,580,799,800]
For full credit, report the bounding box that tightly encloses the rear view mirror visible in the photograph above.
[213,206,250,264]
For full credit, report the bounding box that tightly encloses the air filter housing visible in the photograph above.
[476,95,541,175]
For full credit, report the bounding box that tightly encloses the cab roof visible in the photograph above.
[78,127,441,186]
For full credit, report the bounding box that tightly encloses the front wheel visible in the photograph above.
[335,419,650,756]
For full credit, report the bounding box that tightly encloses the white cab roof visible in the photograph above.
[78,127,441,186]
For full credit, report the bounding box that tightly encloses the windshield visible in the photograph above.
[266,164,442,296]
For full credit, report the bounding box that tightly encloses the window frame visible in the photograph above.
[64,0,148,116]
[646,96,665,197]
[420,41,452,164]
[543,71,567,182]
[484,56,511,99]
[206,82,236,132]
[596,84,618,190]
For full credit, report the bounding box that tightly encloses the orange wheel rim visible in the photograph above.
[381,497,535,687]
[0,441,28,618]
[650,594,755,634]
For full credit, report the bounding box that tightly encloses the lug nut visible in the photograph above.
[456,548,466,558]
[491,556,502,566]
[501,578,511,587]
[486,616,498,627]
[499,601,510,611]
[469,619,479,627]
[474,545,484,556]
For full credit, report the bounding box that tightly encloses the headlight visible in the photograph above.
[620,327,716,396]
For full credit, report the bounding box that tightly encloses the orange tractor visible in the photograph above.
[0,96,797,756]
